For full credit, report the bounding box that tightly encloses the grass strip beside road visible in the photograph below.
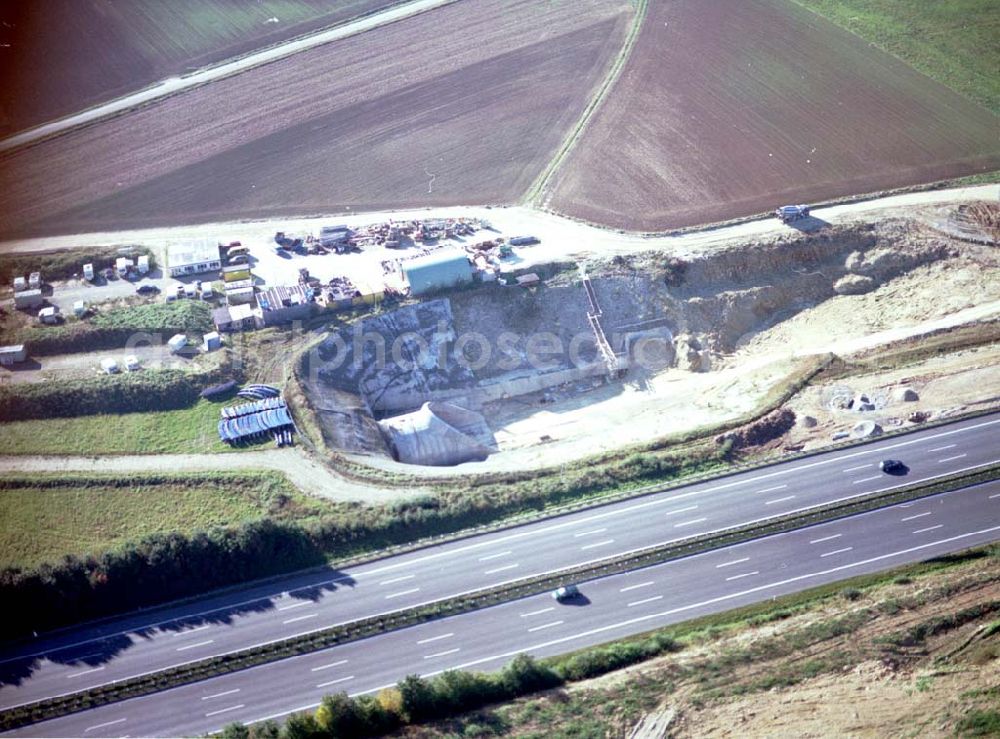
[3,465,996,731]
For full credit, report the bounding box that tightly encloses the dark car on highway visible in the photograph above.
[879,459,907,475]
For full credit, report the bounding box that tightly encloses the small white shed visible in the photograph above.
[202,331,222,352]
[38,306,60,324]
[167,334,188,354]
[137,255,150,274]
[73,300,86,317]
[12,276,26,292]
[100,358,119,374]
[83,263,95,281]
[124,355,141,371]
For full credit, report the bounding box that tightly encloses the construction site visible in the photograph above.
[299,199,1000,470]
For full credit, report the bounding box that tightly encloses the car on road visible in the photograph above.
[879,459,907,475]
[136,284,160,296]
[775,204,810,223]
[552,584,580,602]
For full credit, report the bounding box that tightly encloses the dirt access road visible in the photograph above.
[0,0,455,152]
[0,449,425,503]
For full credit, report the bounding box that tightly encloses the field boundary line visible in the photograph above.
[523,0,649,206]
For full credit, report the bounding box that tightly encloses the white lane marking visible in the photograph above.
[674,517,707,528]
[12,419,994,679]
[820,547,854,558]
[725,571,760,582]
[620,581,655,592]
[580,539,615,550]
[843,464,872,473]
[85,718,126,732]
[423,648,460,659]
[477,551,512,562]
[573,528,608,537]
[67,666,106,678]
[765,495,796,506]
[484,563,519,575]
[443,524,1000,680]
[175,639,214,652]
[205,704,245,718]
[172,624,210,637]
[317,676,355,688]
[901,512,932,522]
[202,689,240,701]
[277,601,311,611]
[913,525,944,534]
[757,485,788,493]
[665,505,699,516]
[378,574,415,586]
[990,493,1000,500]
[283,613,318,625]
[520,607,555,618]
[385,588,420,599]
[416,633,454,645]
[528,620,564,633]
[928,444,956,452]
[311,659,348,672]
[715,557,750,569]
[809,533,841,544]
[939,454,967,463]
[627,595,663,608]
[853,475,882,485]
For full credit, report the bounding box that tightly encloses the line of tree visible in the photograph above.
[218,636,680,739]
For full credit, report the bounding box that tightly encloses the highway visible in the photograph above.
[9,480,999,737]
[0,413,997,713]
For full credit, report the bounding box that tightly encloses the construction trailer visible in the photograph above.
[257,285,314,327]
[221,264,252,283]
[14,289,43,310]
[167,239,222,277]
[212,304,259,332]
[100,358,119,374]
[0,345,27,366]
[402,250,473,296]
[38,306,60,324]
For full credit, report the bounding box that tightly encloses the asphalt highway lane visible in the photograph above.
[0,413,997,712]
[10,480,999,737]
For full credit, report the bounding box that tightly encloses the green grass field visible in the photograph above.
[0,399,255,455]
[0,472,323,570]
[792,0,1000,114]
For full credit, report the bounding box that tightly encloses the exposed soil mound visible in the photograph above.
[717,408,796,449]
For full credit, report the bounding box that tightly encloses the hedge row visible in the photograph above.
[18,301,213,356]
[0,369,206,421]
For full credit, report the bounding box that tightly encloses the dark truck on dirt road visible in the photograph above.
[775,204,810,223]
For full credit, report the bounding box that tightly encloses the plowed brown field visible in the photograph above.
[0,0,402,137]
[0,0,632,238]
[546,0,1000,231]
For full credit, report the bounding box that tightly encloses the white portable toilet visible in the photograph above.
[28,272,41,289]
[137,255,150,275]
[202,331,222,352]
[73,300,86,317]
[167,334,188,354]
[115,257,132,277]
[83,263,95,281]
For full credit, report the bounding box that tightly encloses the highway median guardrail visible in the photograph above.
[3,463,997,731]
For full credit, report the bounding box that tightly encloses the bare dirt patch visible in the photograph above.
[545,0,1000,230]
[0,0,633,238]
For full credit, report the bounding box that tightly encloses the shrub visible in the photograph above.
[956,710,1000,737]
[399,674,439,723]
[500,654,561,696]
[840,587,863,602]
